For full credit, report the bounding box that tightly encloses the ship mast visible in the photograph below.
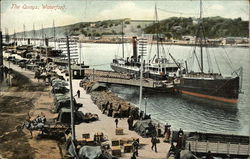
[53,20,56,49]
[155,4,160,61]
[199,0,203,73]
[41,24,44,46]
[121,20,124,58]
[33,23,36,45]
[13,29,16,44]
[23,24,26,43]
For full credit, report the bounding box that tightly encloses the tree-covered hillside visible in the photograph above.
[144,16,248,39]
[14,17,248,39]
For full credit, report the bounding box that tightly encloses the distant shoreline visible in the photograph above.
[12,38,249,48]
[79,40,249,48]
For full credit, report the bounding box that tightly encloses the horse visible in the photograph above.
[16,120,46,138]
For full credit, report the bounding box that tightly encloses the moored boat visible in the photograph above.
[111,6,182,80]
[175,0,242,105]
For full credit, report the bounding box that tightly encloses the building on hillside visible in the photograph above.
[101,35,130,42]
[90,23,96,27]
[182,35,196,41]
[207,39,222,46]
[222,37,249,45]
[79,34,90,41]
[70,34,79,41]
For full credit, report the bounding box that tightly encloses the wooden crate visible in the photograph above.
[82,133,90,139]
[112,139,120,146]
[94,132,104,142]
[112,146,121,157]
[116,128,123,135]
[77,138,86,145]
[124,143,133,153]
[85,138,95,146]
[120,138,128,146]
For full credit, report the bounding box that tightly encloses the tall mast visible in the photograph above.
[41,24,44,46]
[23,24,26,42]
[138,37,147,110]
[155,4,160,61]
[121,20,124,58]
[199,0,203,73]
[33,23,36,45]
[5,28,9,43]
[66,35,76,141]
[13,29,16,42]
[0,31,3,82]
[53,20,56,49]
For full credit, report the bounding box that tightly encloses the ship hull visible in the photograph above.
[111,63,169,80]
[176,76,239,105]
[111,63,140,76]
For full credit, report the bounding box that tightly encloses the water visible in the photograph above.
[30,41,249,135]
[78,43,249,136]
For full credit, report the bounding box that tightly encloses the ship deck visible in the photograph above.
[85,69,178,90]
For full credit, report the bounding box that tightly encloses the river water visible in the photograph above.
[77,43,249,136]
[28,40,247,135]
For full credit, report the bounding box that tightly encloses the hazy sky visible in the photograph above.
[1,0,249,34]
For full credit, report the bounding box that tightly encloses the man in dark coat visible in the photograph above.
[77,90,80,98]
[115,118,119,128]
[132,139,139,156]
[151,136,158,152]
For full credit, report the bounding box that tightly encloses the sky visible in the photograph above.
[1,0,249,34]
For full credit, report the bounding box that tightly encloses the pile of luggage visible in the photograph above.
[51,77,69,94]
[51,77,98,124]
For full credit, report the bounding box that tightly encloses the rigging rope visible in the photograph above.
[160,40,167,58]
[205,47,212,73]
[158,8,198,16]
[212,49,221,74]
[220,47,235,75]
[148,37,153,61]
[222,46,236,73]
[193,48,202,72]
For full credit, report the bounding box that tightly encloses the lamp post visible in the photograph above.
[144,97,148,116]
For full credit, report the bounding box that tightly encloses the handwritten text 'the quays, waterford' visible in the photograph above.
[11,4,66,10]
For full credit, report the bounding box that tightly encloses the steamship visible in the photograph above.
[111,7,181,80]
[111,37,180,80]
[176,0,242,105]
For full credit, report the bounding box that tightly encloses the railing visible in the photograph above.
[186,140,250,156]
[94,76,155,88]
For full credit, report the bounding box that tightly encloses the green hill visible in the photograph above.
[13,17,248,39]
[143,16,248,39]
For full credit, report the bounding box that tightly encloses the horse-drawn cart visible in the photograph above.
[36,123,68,141]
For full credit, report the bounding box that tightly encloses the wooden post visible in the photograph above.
[248,144,250,155]
[66,35,76,141]
[0,31,3,81]
[227,142,230,155]
[195,140,198,152]
[206,141,208,152]
[216,141,219,153]
[237,143,240,155]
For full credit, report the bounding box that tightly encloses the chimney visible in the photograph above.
[132,36,137,62]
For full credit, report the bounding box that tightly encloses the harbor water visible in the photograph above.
[29,40,248,136]
[80,43,249,136]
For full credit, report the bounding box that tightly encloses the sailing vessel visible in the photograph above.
[111,6,181,80]
[176,0,242,105]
